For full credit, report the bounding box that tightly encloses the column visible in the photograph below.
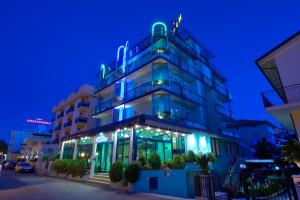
[60,142,65,160]
[89,139,97,178]
[112,130,118,163]
[73,140,78,160]
[128,127,134,163]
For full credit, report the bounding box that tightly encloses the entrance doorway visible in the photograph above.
[95,142,113,173]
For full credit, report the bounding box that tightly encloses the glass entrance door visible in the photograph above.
[95,142,113,173]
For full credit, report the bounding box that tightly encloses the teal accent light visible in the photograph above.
[152,22,167,36]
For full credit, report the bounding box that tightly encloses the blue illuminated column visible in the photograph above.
[89,137,97,178]
[72,140,78,160]
[60,142,65,160]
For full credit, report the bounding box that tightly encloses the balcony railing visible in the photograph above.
[54,126,61,131]
[95,40,228,97]
[261,83,300,107]
[215,104,234,122]
[75,116,88,123]
[77,101,89,108]
[57,112,64,119]
[66,106,74,114]
[52,138,59,144]
[95,80,206,115]
[63,121,72,128]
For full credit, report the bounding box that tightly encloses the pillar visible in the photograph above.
[112,130,118,163]
[89,139,97,178]
[73,140,78,160]
[129,127,134,163]
[60,142,65,160]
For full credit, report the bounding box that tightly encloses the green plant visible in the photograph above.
[184,150,196,163]
[147,152,161,169]
[53,159,68,174]
[109,161,124,183]
[170,155,185,169]
[137,155,147,168]
[195,153,216,174]
[282,140,300,162]
[77,160,87,177]
[66,160,78,177]
[124,161,141,183]
[254,138,278,159]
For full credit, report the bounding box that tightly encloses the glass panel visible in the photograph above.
[146,141,155,159]
[156,142,164,162]
[164,143,172,161]
[152,94,170,119]
[105,143,112,172]
[137,140,147,159]
[123,140,129,167]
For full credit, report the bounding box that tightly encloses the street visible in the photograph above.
[0,170,182,200]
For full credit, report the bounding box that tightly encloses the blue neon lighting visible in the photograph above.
[152,22,167,36]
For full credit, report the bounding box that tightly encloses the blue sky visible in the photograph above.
[0,0,300,142]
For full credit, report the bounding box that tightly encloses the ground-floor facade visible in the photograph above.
[59,115,240,176]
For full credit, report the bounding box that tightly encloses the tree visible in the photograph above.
[254,137,278,159]
[0,139,8,153]
[281,140,300,163]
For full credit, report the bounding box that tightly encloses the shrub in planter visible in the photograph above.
[137,155,147,168]
[148,152,161,169]
[109,161,123,183]
[53,159,68,174]
[77,160,87,178]
[195,153,216,174]
[171,155,185,169]
[124,161,141,183]
[67,160,78,177]
[184,150,196,163]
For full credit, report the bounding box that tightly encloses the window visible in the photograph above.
[211,138,220,157]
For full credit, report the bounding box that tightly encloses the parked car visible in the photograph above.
[4,160,17,170]
[15,162,33,173]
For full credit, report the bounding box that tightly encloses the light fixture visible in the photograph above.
[146,126,151,130]
[156,129,161,132]
[165,130,170,134]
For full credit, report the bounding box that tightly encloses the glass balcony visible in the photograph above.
[66,106,74,114]
[54,125,61,131]
[77,101,89,108]
[63,121,72,128]
[95,80,206,115]
[75,116,88,124]
[215,104,234,122]
[57,112,64,119]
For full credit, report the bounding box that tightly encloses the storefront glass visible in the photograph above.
[63,143,75,159]
[94,132,114,173]
[116,129,130,167]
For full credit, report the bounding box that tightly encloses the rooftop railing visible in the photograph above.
[261,83,300,107]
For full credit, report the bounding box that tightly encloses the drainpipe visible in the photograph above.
[89,138,97,178]
[129,127,134,163]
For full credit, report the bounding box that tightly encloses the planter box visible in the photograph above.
[132,169,191,198]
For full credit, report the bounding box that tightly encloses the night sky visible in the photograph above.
[1,0,300,143]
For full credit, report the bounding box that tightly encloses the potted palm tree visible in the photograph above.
[282,140,300,167]
[195,153,216,174]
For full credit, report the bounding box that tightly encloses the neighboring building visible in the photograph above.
[20,133,52,161]
[7,129,32,160]
[256,31,300,140]
[226,119,277,148]
[60,21,241,177]
[51,84,97,144]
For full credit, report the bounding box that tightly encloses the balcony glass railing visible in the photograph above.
[66,106,74,114]
[261,83,300,107]
[215,104,234,121]
[63,121,72,128]
[77,101,89,108]
[95,80,206,115]
[75,116,88,123]
[95,38,228,96]
[57,112,64,119]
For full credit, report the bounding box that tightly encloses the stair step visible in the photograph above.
[87,179,110,185]
[91,177,110,182]
[94,174,109,179]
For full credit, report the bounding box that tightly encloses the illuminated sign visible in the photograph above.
[100,64,106,79]
[95,132,108,143]
[26,118,51,125]
[172,14,183,34]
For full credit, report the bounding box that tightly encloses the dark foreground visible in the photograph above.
[0,170,184,200]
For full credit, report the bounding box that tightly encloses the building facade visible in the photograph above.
[257,31,300,140]
[60,22,241,176]
[52,84,97,144]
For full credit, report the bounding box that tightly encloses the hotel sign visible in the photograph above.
[95,132,108,143]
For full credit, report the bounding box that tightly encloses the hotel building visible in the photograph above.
[257,31,300,140]
[51,84,97,147]
[60,21,241,177]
